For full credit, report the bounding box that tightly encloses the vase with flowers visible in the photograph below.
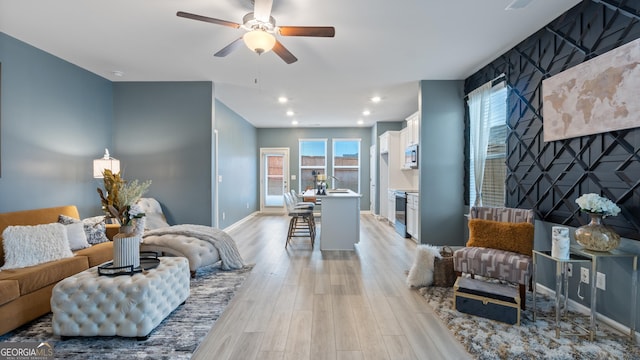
[97,169,152,267]
[574,193,621,252]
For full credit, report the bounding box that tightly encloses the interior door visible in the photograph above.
[260,148,290,213]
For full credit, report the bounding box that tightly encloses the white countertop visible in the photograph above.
[303,189,362,198]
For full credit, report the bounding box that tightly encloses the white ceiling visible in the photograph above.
[0,0,581,128]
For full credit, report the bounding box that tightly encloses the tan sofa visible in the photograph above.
[0,205,117,335]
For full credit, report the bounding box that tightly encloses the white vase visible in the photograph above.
[113,233,140,268]
[551,226,570,259]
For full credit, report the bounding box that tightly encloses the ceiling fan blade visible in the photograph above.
[278,26,335,37]
[177,11,241,29]
[214,37,244,57]
[272,41,298,64]
[253,0,273,22]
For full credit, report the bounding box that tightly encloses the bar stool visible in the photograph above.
[284,192,316,248]
[291,190,316,209]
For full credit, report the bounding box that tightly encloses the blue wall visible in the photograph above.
[419,80,465,245]
[257,127,372,211]
[215,100,258,228]
[112,82,215,226]
[0,32,113,216]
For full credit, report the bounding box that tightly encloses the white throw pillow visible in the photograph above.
[58,215,109,245]
[406,244,441,288]
[1,223,74,270]
[64,222,91,251]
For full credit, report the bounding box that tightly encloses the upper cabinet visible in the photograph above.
[406,111,420,146]
[379,132,390,154]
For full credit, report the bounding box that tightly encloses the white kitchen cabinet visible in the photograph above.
[406,111,420,146]
[407,193,419,242]
[379,132,390,154]
[379,130,418,226]
[399,128,409,164]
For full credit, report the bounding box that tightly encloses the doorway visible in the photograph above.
[260,148,290,213]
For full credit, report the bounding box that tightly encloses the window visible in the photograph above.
[299,139,327,191]
[469,83,508,207]
[332,139,360,192]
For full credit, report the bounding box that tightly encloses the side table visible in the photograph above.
[570,245,637,343]
[532,247,638,342]
[532,250,591,339]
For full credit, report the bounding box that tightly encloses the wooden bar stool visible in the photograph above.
[284,193,316,248]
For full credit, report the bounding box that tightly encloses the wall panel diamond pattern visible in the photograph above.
[465,0,640,240]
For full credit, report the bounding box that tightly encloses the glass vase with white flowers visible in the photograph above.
[574,193,621,251]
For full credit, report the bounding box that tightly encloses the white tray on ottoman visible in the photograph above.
[51,257,190,340]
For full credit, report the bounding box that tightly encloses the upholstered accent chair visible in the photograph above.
[453,206,535,310]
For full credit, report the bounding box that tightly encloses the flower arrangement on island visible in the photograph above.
[575,193,621,218]
[97,169,152,226]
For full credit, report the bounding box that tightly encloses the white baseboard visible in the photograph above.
[223,211,259,232]
[534,283,639,342]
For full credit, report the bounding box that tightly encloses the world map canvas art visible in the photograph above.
[542,38,640,142]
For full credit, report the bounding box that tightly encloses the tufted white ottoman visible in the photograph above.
[51,257,190,340]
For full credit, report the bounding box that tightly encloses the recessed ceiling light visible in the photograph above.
[112,70,124,77]
[371,96,381,103]
[286,110,295,116]
[362,110,371,116]
[291,120,298,125]
[278,96,288,104]
[357,119,364,125]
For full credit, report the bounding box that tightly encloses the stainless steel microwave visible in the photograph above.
[405,144,418,169]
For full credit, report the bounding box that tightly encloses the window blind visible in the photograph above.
[469,84,508,207]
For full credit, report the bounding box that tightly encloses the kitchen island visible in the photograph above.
[303,189,362,250]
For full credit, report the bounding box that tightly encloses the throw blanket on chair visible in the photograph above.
[143,224,246,270]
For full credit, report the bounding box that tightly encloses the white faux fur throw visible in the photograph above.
[406,244,441,288]
[2,223,74,270]
[143,224,246,270]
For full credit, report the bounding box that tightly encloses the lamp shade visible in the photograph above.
[243,30,276,54]
[93,149,120,178]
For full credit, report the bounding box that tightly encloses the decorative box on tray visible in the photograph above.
[453,276,521,325]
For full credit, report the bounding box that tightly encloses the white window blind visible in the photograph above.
[469,83,508,207]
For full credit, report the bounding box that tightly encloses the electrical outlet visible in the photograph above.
[597,272,606,290]
[581,267,589,284]
[246,203,249,209]
[222,212,226,220]
[567,263,573,277]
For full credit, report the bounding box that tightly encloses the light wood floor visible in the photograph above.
[191,214,471,360]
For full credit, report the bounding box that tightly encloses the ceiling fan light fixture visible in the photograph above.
[243,30,276,54]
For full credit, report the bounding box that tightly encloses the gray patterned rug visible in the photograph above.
[420,285,640,360]
[0,264,253,359]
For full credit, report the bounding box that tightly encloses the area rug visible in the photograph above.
[0,264,253,359]
[419,285,640,360]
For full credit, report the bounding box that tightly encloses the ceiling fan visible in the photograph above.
[177,0,335,64]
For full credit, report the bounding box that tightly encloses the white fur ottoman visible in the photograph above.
[51,257,190,340]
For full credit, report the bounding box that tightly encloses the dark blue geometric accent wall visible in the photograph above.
[465,0,640,240]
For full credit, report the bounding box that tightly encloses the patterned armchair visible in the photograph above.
[453,206,535,310]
